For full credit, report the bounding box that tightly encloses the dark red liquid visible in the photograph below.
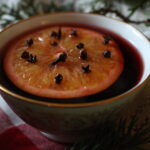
[1,24,144,103]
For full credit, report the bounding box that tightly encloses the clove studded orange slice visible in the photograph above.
[3,26,124,99]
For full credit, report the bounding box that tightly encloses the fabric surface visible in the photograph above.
[0,96,65,150]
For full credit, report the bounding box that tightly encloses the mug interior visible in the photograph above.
[0,13,150,104]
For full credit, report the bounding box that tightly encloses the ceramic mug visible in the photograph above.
[0,13,150,143]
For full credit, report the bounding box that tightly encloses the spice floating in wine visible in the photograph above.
[26,38,33,47]
[70,29,78,37]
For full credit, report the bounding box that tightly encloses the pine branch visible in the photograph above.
[92,8,150,24]
[66,114,150,150]
[0,0,150,29]
[0,0,75,28]
[127,0,149,18]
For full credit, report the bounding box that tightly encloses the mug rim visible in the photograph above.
[0,12,150,108]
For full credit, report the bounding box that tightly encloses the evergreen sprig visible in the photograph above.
[0,0,75,28]
[0,0,150,28]
[66,114,150,150]
[83,0,150,25]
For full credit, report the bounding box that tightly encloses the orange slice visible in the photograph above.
[3,26,124,99]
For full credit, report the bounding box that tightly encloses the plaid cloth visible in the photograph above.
[0,96,65,150]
